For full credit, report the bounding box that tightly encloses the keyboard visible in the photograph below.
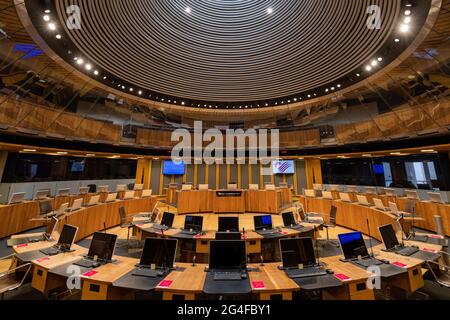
[181,230,200,235]
[40,247,60,256]
[74,258,100,268]
[152,224,169,231]
[397,246,419,257]
[352,258,384,268]
[213,272,243,281]
[286,267,327,279]
[132,268,159,278]
[257,229,279,235]
[410,235,429,243]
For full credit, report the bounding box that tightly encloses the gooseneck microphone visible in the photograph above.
[366,219,375,258]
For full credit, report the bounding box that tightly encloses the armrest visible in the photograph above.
[0,254,14,261]
[0,263,32,289]
[426,260,449,271]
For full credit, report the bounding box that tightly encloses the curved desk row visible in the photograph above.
[12,236,436,301]
[0,194,91,239]
[326,192,450,236]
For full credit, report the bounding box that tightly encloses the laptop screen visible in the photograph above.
[280,238,316,268]
[87,232,117,261]
[160,212,175,227]
[184,216,203,231]
[57,225,78,248]
[338,232,369,260]
[139,238,177,269]
[379,224,400,250]
[218,217,239,232]
[254,215,273,231]
[282,212,296,227]
[209,240,246,271]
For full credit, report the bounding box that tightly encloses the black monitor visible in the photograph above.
[379,224,400,250]
[160,212,175,227]
[282,212,296,227]
[209,240,246,271]
[184,216,203,232]
[87,232,117,261]
[254,215,273,231]
[139,238,177,269]
[215,232,241,240]
[280,238,316,268]
[338,232,369,260]
[57,225,78,249]
[39,200,53,215]
[218,217,239,232]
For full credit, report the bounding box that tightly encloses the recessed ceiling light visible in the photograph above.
[267,7,273,14]
[377,57,383,62]
[371,60,378,67]
[56,34,62,39]
[76,59,84,65]
[23,149,37,152]
[404,17,411,24]
[94,70,99,75]
[43,15,50,22]
[185,7,191,13]
[366,65,372,71]
[400,24,409,33]
[44,10,51,13]
[48,23,56,31]
[394,38,400,42]
[85,64,92,70]
[57,152,68,155]
[138,90,142,95]
[404,10,411,16]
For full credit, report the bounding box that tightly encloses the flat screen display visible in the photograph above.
[71,161,85,173]
[160,212,175,227]
[163,160,185,175]
[280,238,316,268]
[218,217,239,232]
[184,216,203,232]
[338,232,369,260]
[373,164,385,175]
[87,232,117,261]
[254,215,273,231]
[139,238,177,268]
[282,212,296,227]
[209,240,246,270]
[272,161,295,175]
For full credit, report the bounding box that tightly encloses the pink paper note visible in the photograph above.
[335,273,352,281]
[158,280,173,288]
[422,248,438,253]
[252,281,266,289]
[35,257,50,263]
[392,262,408,268]
[82,270,98,277]
[16,244,28,248]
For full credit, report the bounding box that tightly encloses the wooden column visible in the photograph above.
[305,159,323,189]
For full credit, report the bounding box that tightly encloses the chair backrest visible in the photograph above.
[134,184,144,191]
[39,199,53,215]
[265,184,276,191]
[198,184,209,191]
[404,199,416,215]
[304,189,316,197]
[87,184,97,193]
[329,206,337,225]
[434,215,444,236]
[118,206,127,225]
[228,183,238,190]
[249,184,259,190]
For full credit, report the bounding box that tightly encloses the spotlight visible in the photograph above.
[400,24,409,33]
[56,34,61,39]
[48,23,56,31]
[366,65,372,71]
[85,64,92,70]
[76,59,84,65]
[43,15,50,22]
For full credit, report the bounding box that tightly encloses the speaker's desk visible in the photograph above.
[176,189,292,214]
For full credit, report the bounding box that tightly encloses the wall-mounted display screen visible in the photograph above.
[71,161,85,173]
[272,161,295,175]
[163,160,186,175]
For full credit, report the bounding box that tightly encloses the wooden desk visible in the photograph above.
[248,263,299,300]
[176,190,214,214]
[156,263,207,300]
[81,256,137,300]
[31,245,87,298]
[245,190,283,214]
[214,190,246,213]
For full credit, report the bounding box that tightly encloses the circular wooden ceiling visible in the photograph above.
[21,0,433,109]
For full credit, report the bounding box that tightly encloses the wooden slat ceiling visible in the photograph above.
[0,0,448,122]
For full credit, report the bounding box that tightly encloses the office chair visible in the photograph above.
[426,255,450,289]
[322,206,339,248]
[410,215,446,245]
[38,199,55,219]
[0,254,32,300]
[295,202,324,224]
[87,184,96,193]
[118,206,135,248]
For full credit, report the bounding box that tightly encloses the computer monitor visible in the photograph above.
[198,184,209,191]
[69,198,83,211]
[87,195,100,206]
[39,200,54,216]
[254,215,273,231]
[304,189,316,198]
[116,184,127,192]
[215,232,242,240]
[182,184,192,191]
[218,217,239,232]
[265,184,276,191]
[98,185,109,193]
[78,187,89,195]
[47,216,60,237]
[373,198,387,211]
[249,184,259,191]
[183,216,203,232]
[364,187,377,195]
[139,238,177,269]
[384,188,397,197]
[209,240,246,271]
[160,212,175,227]
[34,189,49,200]
[282,212,296,227]
[123,191,135,200]
[405,190,419,200]
[134,184,144,191]
[8,192,26,205]
[428,192,445,204]
[104,193,118,203]
[87,232,117,261]
[313,184,323,191]
[338,232,369,260]
[141,189,152,198]
[388,202,400,216]
[339,192,352,203]
[58,188,71,197]
[356,195,371,206]
[378,224,400,251]
[57,224,79,250]
[280,238,317,268]
[322,191,333,200]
